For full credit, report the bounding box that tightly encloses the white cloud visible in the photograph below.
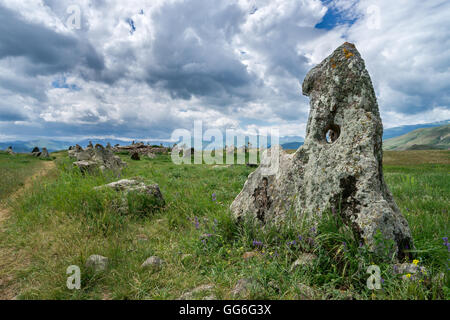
[0,0,448,141]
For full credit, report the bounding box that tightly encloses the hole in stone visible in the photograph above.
[325,124,340,144]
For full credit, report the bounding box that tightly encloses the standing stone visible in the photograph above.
[131,151,140,161]
[6,146,14,155]
[230,42,412,258]
[39,148,50,158]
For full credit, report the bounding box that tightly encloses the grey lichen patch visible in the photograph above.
[230,42,413,258]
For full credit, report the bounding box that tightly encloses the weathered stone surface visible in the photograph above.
[141,256,165,271]
[94,179,165,213]
[177,284,215,300]
[296,283,317,300]
[5,146,14,155]
[230,42,412,257]
[231,278,259,298]
[85,254,108,272]
[290,253,317,271]
[131,151,140,160]
[393,262,427,281]
[39,148,50,158]
[70,144,126,173]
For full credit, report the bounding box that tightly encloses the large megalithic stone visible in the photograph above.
[230,42,413,258]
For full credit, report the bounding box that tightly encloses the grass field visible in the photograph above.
[0,150,448,300]
[0,152,45,203]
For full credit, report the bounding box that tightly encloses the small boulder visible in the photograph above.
[6,146,14,155]
[39,148,50,158]
[290,253,317,271]
[296,283,317,300]
[393,262,427,281]
[242,251,259,260]
[141,256,165,271]
[177,284,215,300]
[74,160,98,174]
[231,278,258,298]
[147,152,156,159]
[131,152,140,160]
[85,254,109,272]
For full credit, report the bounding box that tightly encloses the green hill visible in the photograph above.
[383,124,450,151]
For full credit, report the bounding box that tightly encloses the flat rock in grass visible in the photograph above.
[393,262,427,281]
[177,284,215,300]
[85,254,109,272]
[231,278,259,298]
[290,253,317,271]
[74,160,98,174]
[296,283,317,300]
[94,179,165,213]
[141,256,165,271]
[230,42,413,258]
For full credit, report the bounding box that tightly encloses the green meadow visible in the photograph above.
[0,150,448,300]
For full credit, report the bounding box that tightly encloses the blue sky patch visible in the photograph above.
[315,1,357,30]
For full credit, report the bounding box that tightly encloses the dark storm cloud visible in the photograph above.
[145,0,257,101]
[0,5,104,76]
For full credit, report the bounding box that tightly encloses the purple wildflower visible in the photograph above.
[287,240,297,246]
[212,193,217,202]
[252,240,263,247]
[359,242,364,248]
[298,235,303,242]
[381,278,385,284]
[194,216,199,229]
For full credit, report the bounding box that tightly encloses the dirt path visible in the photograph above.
[0,160,56,299]
[0,160,55,225]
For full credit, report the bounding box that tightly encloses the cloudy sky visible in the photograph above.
[0,0,449,142]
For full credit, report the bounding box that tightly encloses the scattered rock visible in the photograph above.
[242,251,259,260]
[290,253,317,271]
[147,152,156,159]
[70,144,127,174]
[296,283,317,300]
[85,254,109,272]
[231,278,258,298]
[95,179,165,214]
[393,262,427,281]
[73,160,99,174]
[39,147,50,158]
[131,152,140,161]
[230,42,413,257]
[141,256,165,271]
[5,146,14,155]
[178,284,215,300]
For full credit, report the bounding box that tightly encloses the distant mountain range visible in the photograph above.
[383,120,450,140]
[383,124,450,151]
[1,120,448,153]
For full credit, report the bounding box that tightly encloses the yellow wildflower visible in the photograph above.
[412,259,419,265]
[406,273,412,278]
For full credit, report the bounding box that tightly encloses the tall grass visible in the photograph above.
[0,151,448,300]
